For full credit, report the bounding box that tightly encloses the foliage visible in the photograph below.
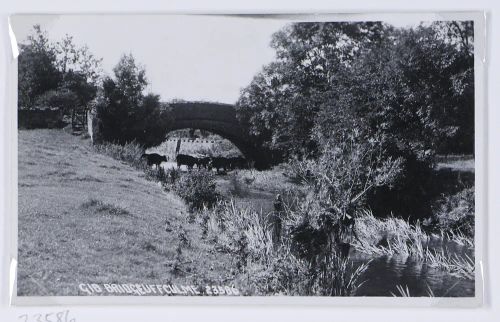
[236,22,388,157]
[34,88,79,113]
[236,21,474,159]
[59,70,98,107]
[94,54,169,147]
[352,209,428,259]
[174,170,221,211]
[425,248,475,280]
[18,25,100,112]
[54,34,102,84]
[433,187,475,238]
[352,209,474,280]
[93,141,145,169]
[236,21,474,219]
[279,124,403,259]
[18,25,62,109]
[203,199,369,295]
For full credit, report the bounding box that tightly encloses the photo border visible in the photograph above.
[6,11,487,307]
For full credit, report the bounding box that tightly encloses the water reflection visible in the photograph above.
[350,248,475,297]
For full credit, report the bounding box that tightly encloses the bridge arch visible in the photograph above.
[164,102,271,169]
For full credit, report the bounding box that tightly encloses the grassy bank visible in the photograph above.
[24,132,473,297]
[91,142,370,295]
[17,129,235,296]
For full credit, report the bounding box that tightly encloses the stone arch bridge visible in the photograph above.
[89,101,274,169]
[165,102,272,169]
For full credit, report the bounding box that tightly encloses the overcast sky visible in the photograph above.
[10,14,424,104]
[11,15,291,104]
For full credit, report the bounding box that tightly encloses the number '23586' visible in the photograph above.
[18,310,75,322]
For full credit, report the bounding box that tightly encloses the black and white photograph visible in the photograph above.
[11,14,480,300]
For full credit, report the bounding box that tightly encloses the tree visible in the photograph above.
[236,22,388,158]
[112,53,147,107]
[94,54,168,147]
[237,21,474,159]
[18,25,101,112]
[237,21,474,219]
[55,34,103,85]
[18,25,62,108]
[60,70,98,108]
[34,88,79,113]
[310,23,474,218]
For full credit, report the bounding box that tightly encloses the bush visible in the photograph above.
[34,88,79,114]
[228,173,248,197]
[174,169,221,211]
[93,141,145,168]
[433,187,475,237]
[203,199,369,296]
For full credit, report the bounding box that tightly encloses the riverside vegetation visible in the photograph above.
[93,138,475,296]
[18,20,475,296]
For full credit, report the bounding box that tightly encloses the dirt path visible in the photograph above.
[17,129,234,296]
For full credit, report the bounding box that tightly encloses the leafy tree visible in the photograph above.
[34,88,79,113]
[237,21,474,159]
[94,54,168,147]
[236,22,388,158]
[54,34,102,84]
[18,25,101,113]
[129,93,170,147]
[312,22,474,217]
[237,21,474,219]
[18,25,62,108]
[112,53,147,107]
[60,70,98,108]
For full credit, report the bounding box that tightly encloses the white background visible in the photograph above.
[1,1,498,321]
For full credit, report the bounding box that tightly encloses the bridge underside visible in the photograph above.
[166,102,272,169]
[167,121,270,169]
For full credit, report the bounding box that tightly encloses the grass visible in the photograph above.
[93,141,145,169]
[353,209,474,280]
[352,210,429,259]
[214,166,302,215]
[391,284,435,297]
[80,198,133,217]
[17,129,235,296]
[202,199,369,296]
[440,229,474,248]
[425,249,475,280]
[18,129,475,296]
[236,165,297,192]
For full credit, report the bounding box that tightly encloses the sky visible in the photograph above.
[10,14,424,104]
[11,15,291,104]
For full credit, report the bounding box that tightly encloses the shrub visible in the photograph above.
[203,199,369,296]
[203,200,273,261]
[433,187,475,238]
[93,141,145,169]
[174,169,221,211]
[228,173,248,197]
[34,88,79,114]
[144,166,168,184]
